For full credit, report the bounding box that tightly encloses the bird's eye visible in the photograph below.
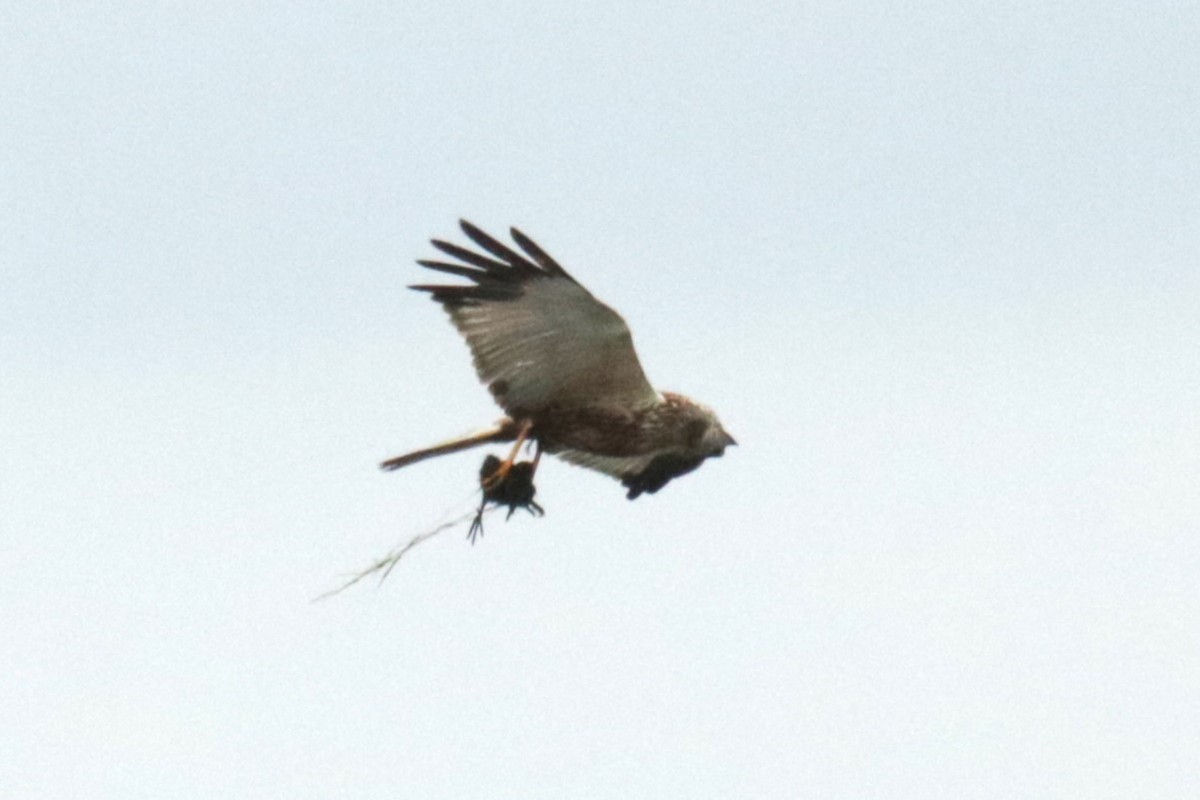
[685,419,707,448]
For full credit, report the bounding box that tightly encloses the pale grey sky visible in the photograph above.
[3,2,1198,798]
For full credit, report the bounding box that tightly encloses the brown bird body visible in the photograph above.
[382,220,735,499]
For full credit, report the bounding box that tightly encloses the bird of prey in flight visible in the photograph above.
[381,220,735,500]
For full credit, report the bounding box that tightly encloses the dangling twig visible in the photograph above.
[313,503,496,602]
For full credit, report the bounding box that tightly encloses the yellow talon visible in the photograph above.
[482,459,513,490]
[483,419,534,490]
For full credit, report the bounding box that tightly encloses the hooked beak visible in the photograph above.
[712,430,737,456]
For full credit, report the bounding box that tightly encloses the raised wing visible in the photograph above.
[412,221,658,415]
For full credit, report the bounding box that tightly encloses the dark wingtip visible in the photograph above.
[509,225,573,280]
[415,260,488,282]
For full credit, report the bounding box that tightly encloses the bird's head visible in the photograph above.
[688,406,737,459]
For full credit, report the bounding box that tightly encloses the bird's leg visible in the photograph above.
[526,444,545,517]
[482,419,533,490]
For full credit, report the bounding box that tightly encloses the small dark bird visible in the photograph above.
[468,455,544,544]
[381,221,735,499]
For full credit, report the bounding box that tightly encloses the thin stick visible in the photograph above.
[313,503,496,602]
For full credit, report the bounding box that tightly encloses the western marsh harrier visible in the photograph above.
[381,221,735,499]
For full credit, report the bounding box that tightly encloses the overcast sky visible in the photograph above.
[3,2,1198,797]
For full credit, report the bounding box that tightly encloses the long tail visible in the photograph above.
[379,419,517,472]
